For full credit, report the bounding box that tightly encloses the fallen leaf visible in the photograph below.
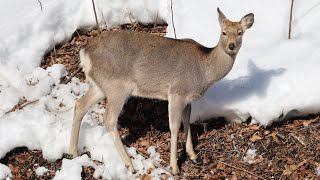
[231,175,238,180]
[263,130,270,135]
[289,164,298,171]
[26,169,33,178]
[140,139,149,147]
[249,124,260,131]
[217,162,226,170]
[297,159,307,167]
[286,157,295,164]
[226,136,233,142]
[302,118,318,127]
[283,166,292,175]
[250,134,263,142]
[141,174,151,180]
[268,132,281,143]
[203,153,209,164]
[254,155,264,164]
[15,156,25,163]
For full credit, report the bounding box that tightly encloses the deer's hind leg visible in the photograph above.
[70,86,104,157]
[103,85,134,172]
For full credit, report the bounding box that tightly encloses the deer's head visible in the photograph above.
[217,8,254,55]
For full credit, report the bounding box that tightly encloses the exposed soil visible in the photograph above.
[1,23,320,180]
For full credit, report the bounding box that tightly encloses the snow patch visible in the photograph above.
[35,166,48,176]
[243,148,257,164]
[53,155,95,180]
[0,163,12,180]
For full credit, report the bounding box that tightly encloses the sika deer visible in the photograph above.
[70,8,254,175]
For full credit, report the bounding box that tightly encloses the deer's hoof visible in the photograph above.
[127,165,136,174]
[191,156,202,165]
[169,166,180,175]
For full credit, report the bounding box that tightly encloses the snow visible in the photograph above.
[35,166,48,176]
[243,148,257,164]
[1,0,320,178]
[173,0,320,125]
[0,163,12,180]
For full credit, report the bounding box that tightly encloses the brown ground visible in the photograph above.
[1,24,319,180]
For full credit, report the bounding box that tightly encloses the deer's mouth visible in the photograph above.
[227,49,237,54]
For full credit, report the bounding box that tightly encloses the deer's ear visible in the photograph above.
[217,8,228,26]
[240,13,254,30]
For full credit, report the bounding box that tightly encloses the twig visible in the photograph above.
[154,12,159,28]
[5,99,39,115]
[170,0,177,38]
[91,0,101,34]
[63,66,82,84]
[52,37,56,61]
[101,12,108,29]
[217,160,267,180]
[288,0,294,39]
[37,0,43,11]
[289,133,306,146]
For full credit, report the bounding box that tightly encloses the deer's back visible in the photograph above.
[83,30,211,100]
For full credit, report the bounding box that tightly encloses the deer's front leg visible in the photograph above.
[168,95,185,175]
[182,104,200,163]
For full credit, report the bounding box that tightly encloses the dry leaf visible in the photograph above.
[249,124,260,131]
[283,166,292,175]
[140,140,149,147]
[141,174,151,180]
[15,156,26,163]
[231,175,238,180]
[255,155,264,164]
[26,169,33,178]
[268,132,281,143]
[217,162,226,170]
[203,153,209,164]
[302,118,318,127]
[263,130,270,135]
[297,159,307,167]
[250,134,263,142]
[226,136,233,142]
[286,157,295,164]
[289,164,298,171]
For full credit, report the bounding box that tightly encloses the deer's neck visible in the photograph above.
[202,43,237,85]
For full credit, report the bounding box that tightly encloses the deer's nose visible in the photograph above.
[228,43,235,50]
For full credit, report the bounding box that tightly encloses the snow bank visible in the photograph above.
[166,0,320,125]
[0,163,12,180]
[0,0,168,114]
[0,78,169,179]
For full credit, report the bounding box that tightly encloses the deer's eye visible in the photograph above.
[222,31,227,36]
[238,31,243,36]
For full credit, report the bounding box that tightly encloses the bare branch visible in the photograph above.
[288,0,294,39]
[170,0,177,38]
[91,0,101,34]
[37,0,43,11]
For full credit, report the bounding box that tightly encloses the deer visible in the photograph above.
[69,8,254,175]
